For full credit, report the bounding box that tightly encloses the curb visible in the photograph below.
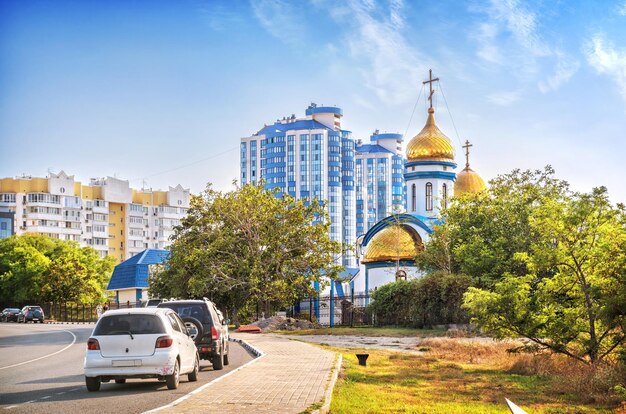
[230,337,264,357]
[46,321,95,325]
[143,337,265,413]
[312,353,342,414]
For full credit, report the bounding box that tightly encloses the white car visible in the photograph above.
[84,307,199,391]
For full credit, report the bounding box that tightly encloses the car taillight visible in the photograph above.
[156,336,173,348]
[87,338,100,350]
[211,326,219,341]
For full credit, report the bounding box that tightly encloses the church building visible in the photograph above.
[351,70,487,295]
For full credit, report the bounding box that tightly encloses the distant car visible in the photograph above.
[158,299,229,370]
[1,308,21,322]
[83,307,199,391]
[17,306,45,323]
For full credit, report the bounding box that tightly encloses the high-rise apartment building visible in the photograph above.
[355,131,405,236]
[240,104,357,266]
[0,171,190,262]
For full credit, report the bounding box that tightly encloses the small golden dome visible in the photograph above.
[406,108,455,162]
[454,166,487,195]
[363,225,422,263]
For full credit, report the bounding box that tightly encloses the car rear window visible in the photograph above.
[158,303,211,324]
[94,314,165,335]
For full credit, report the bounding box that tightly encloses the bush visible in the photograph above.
[368,272,471,328]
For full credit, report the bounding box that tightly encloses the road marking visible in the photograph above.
[40,396,51,400]
[56,392,66,395]
[69,387,81,392]
[144,339,266,413]
[0,330,77,370]
[4,405,18,410]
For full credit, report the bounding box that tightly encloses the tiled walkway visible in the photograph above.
[164,333,337,414]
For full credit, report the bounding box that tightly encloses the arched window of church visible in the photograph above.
[442,183,448,209]
[425,182,433,211]
[411,184,416,212]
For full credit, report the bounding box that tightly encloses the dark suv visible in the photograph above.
[157,299,229,370]
[18,306,45,323]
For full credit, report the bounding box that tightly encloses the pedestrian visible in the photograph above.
[103,303,109,313]
[96,304,103,319]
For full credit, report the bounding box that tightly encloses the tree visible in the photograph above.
[427,166,626,364]
[0,234,115,303]
[149,183,343,324]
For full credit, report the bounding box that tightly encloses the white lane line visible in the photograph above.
[4,405,19,410]
[0,330,77,370]
[69,387,81,392]
[40,396,51,400]
[56,392,66,395]
[143,338,266,414]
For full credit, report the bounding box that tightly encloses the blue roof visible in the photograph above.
[339,267,359,280]
[362,213,442,247]
[107,249,170,290]
[257,120,332,135]
[356,144,394,154]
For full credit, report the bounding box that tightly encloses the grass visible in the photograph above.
[273,326,448,337]
[321,338,622,414]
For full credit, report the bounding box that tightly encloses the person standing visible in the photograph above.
[96,304,103,319]
[103,303,109,313]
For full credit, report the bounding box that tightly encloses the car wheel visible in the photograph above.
[166,360,180,390]
[223,342,230,366]
[212,348,224,371]
[188,354,199,382]
[181,317,203,344]
[115,379,126,384]
[85,376,101,392]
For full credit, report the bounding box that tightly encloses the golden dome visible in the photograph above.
[363,225,422,263]
[454,166,487,195]
[406,108,455,162]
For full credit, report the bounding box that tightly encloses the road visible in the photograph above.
[0,322,253,413]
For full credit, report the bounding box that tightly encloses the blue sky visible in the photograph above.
[1,0,626,202]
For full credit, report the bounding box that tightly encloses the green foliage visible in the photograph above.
[149,183,343,324]
[369,272,471,328]
[424,166,626,364]
[0,234,115,303]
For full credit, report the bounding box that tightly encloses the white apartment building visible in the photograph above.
[0,171,190,263]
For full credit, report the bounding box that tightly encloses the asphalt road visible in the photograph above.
[0,322,253,413]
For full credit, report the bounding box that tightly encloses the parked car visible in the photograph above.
[83,307,199,391]
[1,308,21,322]
[157,299,229,370]
[17,306,45,323]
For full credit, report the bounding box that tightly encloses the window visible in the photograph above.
[442,183,448,209]
[426,182,433,212]
[167,314,182,333]
[411,184,416,212]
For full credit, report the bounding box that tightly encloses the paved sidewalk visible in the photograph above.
[165,333,338,414]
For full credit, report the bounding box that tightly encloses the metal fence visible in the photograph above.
[0,300,143,323]
[295,292,372,327]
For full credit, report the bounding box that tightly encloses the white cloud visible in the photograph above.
[619,1,626,15]
[585,34,626,107]
[538,52,580,93]
[250,0,305,46]
[323,0,429,105]
[487,89,522,106]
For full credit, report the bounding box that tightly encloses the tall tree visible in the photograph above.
[0,234,115,302]
[149,183,343,324]
[419,166,626,364]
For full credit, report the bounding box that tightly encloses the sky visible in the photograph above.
[1,0,626,202]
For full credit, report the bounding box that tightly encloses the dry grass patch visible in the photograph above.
[325,339,622,413]
[274,326,447,337]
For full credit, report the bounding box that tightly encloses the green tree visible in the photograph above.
[149,183,343,324]
[0,234,115,303]
[430,165,626,364]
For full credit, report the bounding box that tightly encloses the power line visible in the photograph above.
[438,81,464,148]
[130,145,239,183]
[403,83,424,140]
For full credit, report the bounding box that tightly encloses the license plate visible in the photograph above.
[112,360,142,367]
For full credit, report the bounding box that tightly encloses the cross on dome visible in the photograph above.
[462,140,473,168]
[422,69,440,110]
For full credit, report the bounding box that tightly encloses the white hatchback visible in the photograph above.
[84,307,199,391]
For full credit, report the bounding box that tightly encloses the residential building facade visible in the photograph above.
[0,171,190,262]
[240,104,357,266]
[355,131,405,236]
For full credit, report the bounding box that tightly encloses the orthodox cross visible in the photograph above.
[422,69,439,109]
[462,140,473,168]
